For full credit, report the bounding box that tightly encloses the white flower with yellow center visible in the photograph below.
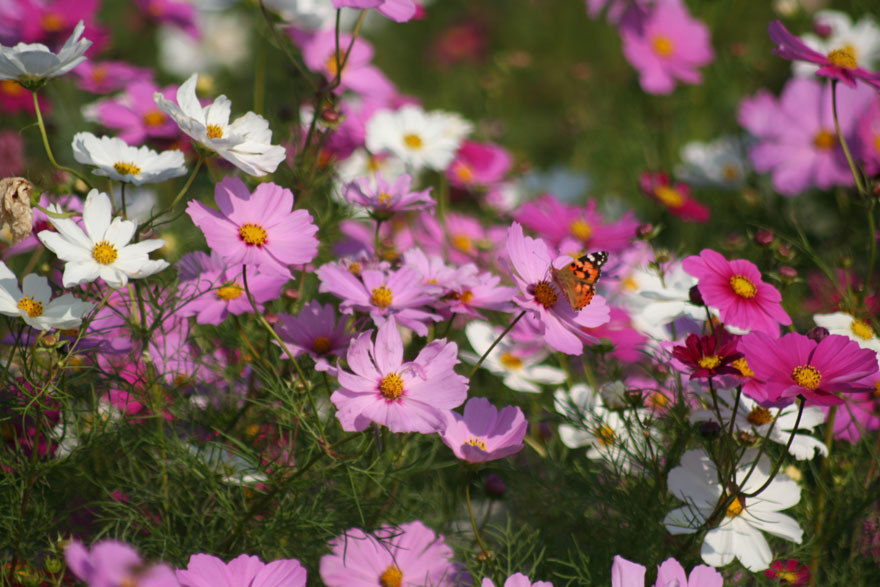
[813,311,880,354]
[72,133,187,185]
[664,449,803,572]
[154,73,286,177]
[0,20,92,88]
[0,261,93,330]
[37,190,169,289]
[676,136,748,190]
[792,11,880,78]
[366,105,471,171]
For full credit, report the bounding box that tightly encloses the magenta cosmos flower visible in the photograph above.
[619,0,714,95]
[332,318,467,433]
[320,520,456,587]
[506,222,610,355]
[275,301,352,372]
[186,177,318,279]
[332,0,417,23]
[447,140,512,189]
[639,170,709,223]
[738,77,875,196]
[344,171,434,219]
[440,397,527,463]
[176,553,306,587]
[769,20,880,90]
[682,249,791,336]
[73,60,151,94]
[739,331,878,407]
[65,539,178,587]
[88,80,180,145]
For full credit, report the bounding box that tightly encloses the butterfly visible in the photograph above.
[551,251,609,311]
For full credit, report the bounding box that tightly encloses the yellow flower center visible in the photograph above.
[451,234,473,253]
[648,392,669,409]
[206,124,224,139]
[91,65,107,83]
[732,357,754,378]
[379,372,404,401]
[143,111,166,127]
[216,283,243,301]
[41,13,64,32]
[813,129,836,150]
[16,296,43,318]
[454,163,474,183]
[654,185,685,208]
[312,336,332,355]
[238,223,268,246]
[499,352,523,370]
[466,436,487,450]
[792,365,822,390]
[874,380,880,398]
[777,570,800,584]
[569,219,593,241]
[348,262,362,275]
[652,35,674,57]
[851,319,874,340]
[729,275,757,299]
[370,285,393,308]
[533,280,559,309]
[874,133,880,155]
[747,406,773,426]
[458,290,474,304]
[403,133,423,150]
[595,424,616,446]
[722,163,740,181]
[827,46,858,69]
[324,55,345,77]
[698,355,721,370]
[113,161,142,176]
[378,192,392,206]
[379,565,403,587]
[92,240,118,265]
[623,276,638,291]
[725,495,744,517]
[0,80,22,96]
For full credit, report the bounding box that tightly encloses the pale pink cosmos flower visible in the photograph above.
[620,0,714,95]
[186,177,318,279]
[298,30,395,99]
[682,248,791,336]
[611,554,723,587]
[320,520,456,586]
[87,80,180,145]
[331,318,467,433]
[275,301,353,373]
[177,553,307,587]
[481,573,552,587]
[65,539,179,587]
[506,222,610,355]
[331,0,417,23]
[345,171,434,218]
[440,397,527,463]
[857,99,880,176]
[73,60,151,94]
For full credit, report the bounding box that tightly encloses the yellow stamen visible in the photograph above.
[379,565,403,587]
[725,495,744,517]
[92,240,118,265]
[42,13,64,32]
[729,275,757,299]
[206,124,224,139]
[451,234,473,253]
[533,280,559,309]
[113,161,142,176]
[312,336,331,355]
[348,262,362,275]
[379,372,404,400]
[370,285,393,308]
[458,290,473,304]
[595,424,616,446]
[454,164,474,183]
[0,80,22,96]
[499,352,523,370]
[16,296,43,317]
[813,129,836,150]
[652,35,674,57]
[143,111,166,127]
[466,436,487,450]
[747,406,773,426]
[216,283,243,301]
[732,357,754,378]
[654,185,685,208]
[238,223,268,246]
[792,365,822,390]
[698,355,721,370]
[827,46,857,69]
[851,319,874,340]
[569,219,593,241]
[377,192,392,206]
[403,133,423,150]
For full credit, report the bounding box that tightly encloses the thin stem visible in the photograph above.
[329,10,367,91]
[831,80,867,197]
[256,0,318,92]
[468,311,526,378]
[466,480,491,557]
[120,182,127,220]
[743,398,804,498]
[167,156,203,212]
[32,91,93,189]
[811,404,838,584]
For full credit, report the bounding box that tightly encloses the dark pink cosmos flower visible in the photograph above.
[769,20,880,90]
[827,390,880,444]
[639,171,710,223]
[136,0,199,39]
[332,318,467,433]
[739,332,879,407]
[763,558,810,586]
[447,140,512,189]
[88,80,180,145]
[177,553,307,587]
[682,249,791,336]
[440,397,527,463]
[672,332,742,379]
[73,60,151,94]
[0,79,50,114]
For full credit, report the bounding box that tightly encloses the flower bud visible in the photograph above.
[484,473,507,498]
[779,266,798,280]
[688,284,704,306]
[636,222,655,239]
[754,229,774,247]
[807,326,829,342]
[777,243,795,259]
[698,419,721,440]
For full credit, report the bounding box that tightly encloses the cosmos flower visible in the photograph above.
[672,332,742,379]
[177,553,307,587]
[85,80,180,145]
[72,132,187,185]
[813,311,880,354]
[0,262,93,330]
[275,301,353,373]
[65,540,178,587]
[366,105,471,171]
[0,20,92,87]
[675,135,748,190]
[482,574,553,587]
[639,171,710,223]
[611,554,723,587]
[344,172,434,219]
[331,0,418,23]
[440,397,527,463]
[72,60,151,94]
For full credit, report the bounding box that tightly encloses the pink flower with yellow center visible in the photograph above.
[186,177,318,279]
[639,170,709,223]
[275,301,352,373]
[682,248,791,336]
[440,397,527,463]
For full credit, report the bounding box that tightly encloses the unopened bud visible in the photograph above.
[484,473,507,498]
[754,229,774,247]
[636,223,655,239]
[777,243,795,259]
[779,266,798,280]
[698,420,721,440]
[689,285,704,306]
[807,326,829,342]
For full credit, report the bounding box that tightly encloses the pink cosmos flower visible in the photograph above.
[320,520,455,586]
[331,0,417,23]
[298,30,395,99]
[344,171,434,218]
[514,194,639,254]
[506,222,610,355]
[482,573,552,587]
[828,390,880,443]
[639,170,709,223]
[186,177,319,279]
[176,553,307,587]
[737,78,875,196]
[768,20,880,90]
[73,60,152,94]
[88,80,180,145]
[440,397,527,463]
[177,251,287,325]
[739,332,879,407]
[0,130,24,177]
[581,306,647,363]
[682,249,791,336]
[275,301,353,372]
[9,0,108,54]
[331,318,467,433]
[447,140,512,189]
[620,0,714,95]
[0,79,49,114]
[136,0,199,39]
[611,554,723,587]
[65,539,179,587]
[857,99,880,176]
[316,262,441,336]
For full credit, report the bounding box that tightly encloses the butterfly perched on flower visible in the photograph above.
[551,251,608,310]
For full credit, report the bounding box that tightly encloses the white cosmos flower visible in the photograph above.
[0,261,93,330]
[813,311,880,354]
[664,449,803,572]
[72,133,187,186]
[461,321,566,393]
[263,0,336,28]
[0,20,92,87]
[157,12,249,77]
[675,136,748,190]
[691,388,828,460]
[37,190,169,289]
[366,105,471,171]
[792,10,880,78]
[154,73,286,176]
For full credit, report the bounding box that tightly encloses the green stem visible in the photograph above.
[468,311,525,378]
[743,398,804,498]
[831,80,867,197]
[32,91,92,189]
[256,0,318,92]
[810,405,838,585]
[466,480,491,557]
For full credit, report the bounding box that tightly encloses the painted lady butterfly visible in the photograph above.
[551,251,608,311]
